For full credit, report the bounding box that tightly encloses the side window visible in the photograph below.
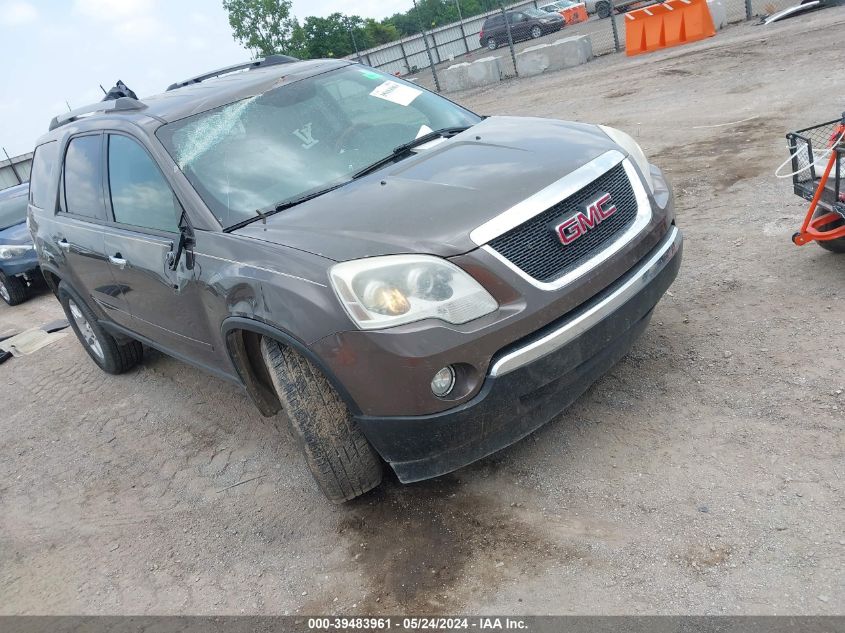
[107,135,180,233]
[29,140,59,209]
[64,135,107,220]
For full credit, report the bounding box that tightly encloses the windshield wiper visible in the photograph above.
[352,126,472,180]
[224,181,350,232]
[269,181,351,214]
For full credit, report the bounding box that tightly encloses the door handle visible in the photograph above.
[57,239,70,251]
[109,254,127,270]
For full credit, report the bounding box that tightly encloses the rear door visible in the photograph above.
[54,133,133,320]
[488,15,505,43]
[101,132,215,364]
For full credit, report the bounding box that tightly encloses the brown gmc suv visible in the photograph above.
[28,57,682,502]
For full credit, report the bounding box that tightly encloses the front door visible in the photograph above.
[55,133,131,321]
[509,12,530,39]
[102,133,215,365]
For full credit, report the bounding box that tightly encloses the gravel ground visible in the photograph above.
[1,10,844,616]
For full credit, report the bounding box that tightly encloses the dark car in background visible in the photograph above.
[0,183,40,305]
[479,8,565,50]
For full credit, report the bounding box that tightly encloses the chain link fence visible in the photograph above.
[349,0,800,90]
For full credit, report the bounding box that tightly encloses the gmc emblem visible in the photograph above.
[553,192,617,246]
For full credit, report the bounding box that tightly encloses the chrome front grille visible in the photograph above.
[488,163,638,283]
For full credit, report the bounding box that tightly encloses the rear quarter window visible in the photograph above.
[29,140,59,209]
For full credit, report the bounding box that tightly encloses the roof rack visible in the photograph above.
[166,54,299,92]
[49,96,147,131]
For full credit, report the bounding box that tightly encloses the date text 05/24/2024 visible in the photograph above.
[307,617,528,630]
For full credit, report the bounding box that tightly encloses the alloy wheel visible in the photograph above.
[68,299,104,360]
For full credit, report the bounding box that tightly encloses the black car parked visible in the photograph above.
[478,8,564,51]
[29,58,680,502]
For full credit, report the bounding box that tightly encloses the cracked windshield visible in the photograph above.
[156,66,480,228]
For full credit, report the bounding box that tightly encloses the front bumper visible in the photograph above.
[356,225,682,483]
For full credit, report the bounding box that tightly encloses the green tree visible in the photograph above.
[384,12,419,37]
[222,0,304,57]
[363,19,400,47]
[385,0,490,37]
[225,0,496,62]
[302,13,363,58]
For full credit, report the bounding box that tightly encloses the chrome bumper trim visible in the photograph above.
[489,226,681,377]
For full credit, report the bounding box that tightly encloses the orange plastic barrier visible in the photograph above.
[625,0,716,57]
[561,3,589,24]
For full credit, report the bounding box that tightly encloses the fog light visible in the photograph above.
[431,366,456,398]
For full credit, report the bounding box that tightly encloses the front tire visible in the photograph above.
[261,338,383,503]
[58,282,143,374]
[0,272,27,306]
[597,1,612,18]
[530,25,543,39]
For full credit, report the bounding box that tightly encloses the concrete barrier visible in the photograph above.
[515,35,593,78]
[441,62,471,92]
[467,56,503,87]
[441,56,503,92]
[707,0,727,30]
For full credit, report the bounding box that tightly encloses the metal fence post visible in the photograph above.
[455,0,471,54]
[500,3,519,77]
[399,40,411,74]
[414,0,441,91]
[745,0,753,19]
[432,30,442,65]
[609,8,622,52]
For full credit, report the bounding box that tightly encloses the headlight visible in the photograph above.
[598,125,655,193]
[330,254,499,330]
[0,244,34,259]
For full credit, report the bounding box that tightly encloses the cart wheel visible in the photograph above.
[791,232,803,245]
[813,210,845,254]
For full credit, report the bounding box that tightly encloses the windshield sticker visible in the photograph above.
[359,69,382,80]
[369,80,422,107]
[292,122,319,149]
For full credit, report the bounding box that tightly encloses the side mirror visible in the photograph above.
[168,210,195,271]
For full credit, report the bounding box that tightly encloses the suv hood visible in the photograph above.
[233,116,620,261]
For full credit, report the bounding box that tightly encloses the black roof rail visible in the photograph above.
[49,97,147,131]
[166,55,299,92]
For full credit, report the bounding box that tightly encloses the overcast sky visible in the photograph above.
[0,0,411,158]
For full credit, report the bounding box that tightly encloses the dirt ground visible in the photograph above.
[2,9,844,616]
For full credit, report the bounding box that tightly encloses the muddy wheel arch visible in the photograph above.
[221,317,361,418]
